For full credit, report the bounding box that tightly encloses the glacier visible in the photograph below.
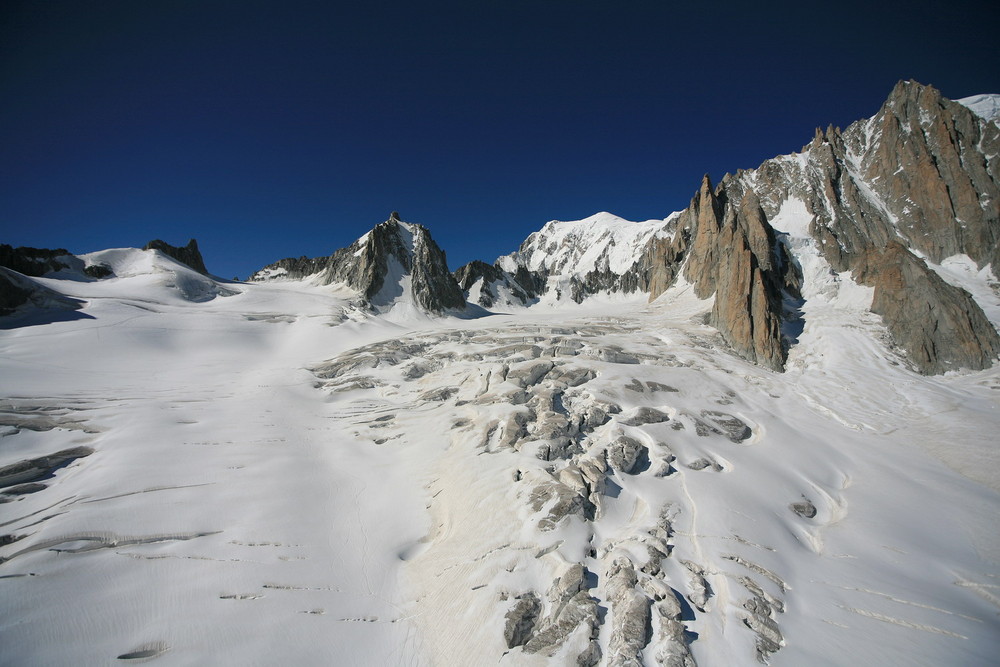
[3,81,1000,665]
[1,239,998,666]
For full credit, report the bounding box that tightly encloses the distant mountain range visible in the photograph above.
[247,81,1000,375]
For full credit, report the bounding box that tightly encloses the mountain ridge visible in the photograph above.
[252,211,466,314]
[453,80,1000,374]
[3,81,998,375]
[2,81,1000,667]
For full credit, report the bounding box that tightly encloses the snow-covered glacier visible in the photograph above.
[1,237,999,666]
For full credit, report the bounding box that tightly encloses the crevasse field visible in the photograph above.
[2,225,1000,665]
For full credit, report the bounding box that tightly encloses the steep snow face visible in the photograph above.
[2,272,998,666]
[508,212,678,276]
[957,93,1000,122]
[469,212,681,309]
[366,223,414,310]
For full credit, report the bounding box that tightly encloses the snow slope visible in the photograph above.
[502,212,679,276]
[957,94,1000,123]
[488,212,680,307]
[2,243,1000,666]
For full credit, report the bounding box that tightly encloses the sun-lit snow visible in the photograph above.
[508,211,679,276]
[2,240,999,666]
[956,93,1000,123]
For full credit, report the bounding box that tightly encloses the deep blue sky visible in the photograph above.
[2,1,998,279]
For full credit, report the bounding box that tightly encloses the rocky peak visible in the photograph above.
[647,175,797,371]
[848,80,1000,270]
[253,213,466,314]
[143,239,209,275]
[658,79,1000,374]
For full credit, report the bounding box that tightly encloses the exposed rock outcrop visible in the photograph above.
[253,213,466,313]
[0,244,73,277]
[646,175,799,371]
[0,267,84,317]
[642,80,1000,374]
[852,242,1000,373]
[143,239,209,275]
[454,260,534,307]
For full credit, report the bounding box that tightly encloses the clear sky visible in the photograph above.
[2,0,998,280]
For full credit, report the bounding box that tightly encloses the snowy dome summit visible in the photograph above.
[957,93,1000,122]
[2,81,1000,665]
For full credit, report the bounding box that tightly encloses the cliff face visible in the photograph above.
[0,244,73,277]
[253,212,466,313]
[143,239,209,275]
[645,176,799,371]
[852,242,1000,374]
[644,80,999,374]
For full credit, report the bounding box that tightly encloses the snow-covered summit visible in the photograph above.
[957,93,1000,122]
[457,211,680,309]
[504,211,678,276]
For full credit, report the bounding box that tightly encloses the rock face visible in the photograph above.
[649,176,799,371]
[0,244,73,277]
[708,79,1000,373]
[0,267,83,317]
[454,260,534,308]
[143,239,209,275]
[455,81,999,374]
[853,242,1000,373]
[253,212,466,313]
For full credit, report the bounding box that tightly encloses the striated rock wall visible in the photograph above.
[853,242,1000,374]
[646,175,797,371]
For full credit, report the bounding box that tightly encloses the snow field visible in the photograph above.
[1,240,999,665]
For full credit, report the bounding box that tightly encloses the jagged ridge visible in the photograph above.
[143,239,209,276]
[253,212,466,313]
[456,80,999,374]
